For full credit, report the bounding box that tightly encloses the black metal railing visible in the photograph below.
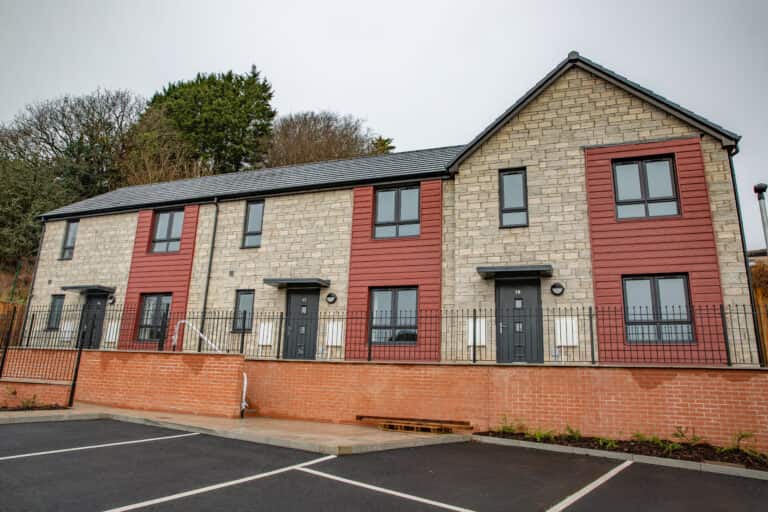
[6,303,765,367]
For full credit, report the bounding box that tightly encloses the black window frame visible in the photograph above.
[373,185,420,239]
[612,155,680,220]
[369,287,418,345]
[232,289,255,333]
[241,200,264,249]
[498,168,529,228]
[622,274,694,344]
[46,295,65,330]
[151,209,184,253]
[60,220,79,260]
[137,293,172,342]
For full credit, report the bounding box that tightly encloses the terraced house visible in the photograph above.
[24,52,763,367]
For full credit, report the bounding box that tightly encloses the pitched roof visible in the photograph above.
[446,51,741,172]
[42,52,740,220]
[41,145,464,219]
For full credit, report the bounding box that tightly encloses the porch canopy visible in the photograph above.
[476,265,553,279]
[60,284,116,294]
[263,278,331,289]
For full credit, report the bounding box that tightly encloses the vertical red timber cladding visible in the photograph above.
[345,180,442,361]
[119,205,199,350]
[585,137,726,364]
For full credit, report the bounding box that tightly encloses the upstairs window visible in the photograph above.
[613,156,679,219]
[60,220,79,260]
[370,287,418,343]
[499,169,528,227]
[623,275,693,343]
[374,186,420,238]
[242,201,264,248]
[151,210,184,253]
[233,289,255,332]
[47,295,65,330]
[137,293,172,342]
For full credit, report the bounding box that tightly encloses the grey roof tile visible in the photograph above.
[42,145,464,219]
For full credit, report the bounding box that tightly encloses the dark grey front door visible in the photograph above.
[496,280,543,363]
[78,294,107,349]
[283,290,319,360]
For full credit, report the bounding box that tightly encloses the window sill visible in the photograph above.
[369,341,418,346]
[57,257,73,261]
[148,250,182,255]
[372,234,421,241]
[615,214,682,223]
[231,329,253,334]
[240,245,261,250]
[625,340,697,345]
[499,224,529,229]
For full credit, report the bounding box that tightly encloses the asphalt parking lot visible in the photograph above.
[0,420,766,511]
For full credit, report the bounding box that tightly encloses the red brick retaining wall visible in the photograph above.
[245,361,768,451]
[74,351,244,418]
[0,380,70,408]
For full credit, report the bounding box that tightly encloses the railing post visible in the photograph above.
[23,312,34,347]
[367,311,373,362]
[720,304,732,366]
[0,307,16,379]
[68,340,85,407]
[275,312,283,359]
[472,308,477,364]
[239,313,246,354]
[589,306,596,364]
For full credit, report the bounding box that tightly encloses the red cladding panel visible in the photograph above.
[585,137,726,363]
[120,205,199,350]
[345,180,443,361]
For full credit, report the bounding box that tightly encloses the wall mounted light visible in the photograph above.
[325,293,337,304]
[550,282,565,296]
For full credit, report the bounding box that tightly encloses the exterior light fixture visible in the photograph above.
[550,282,565,296]
[325,293,337,304]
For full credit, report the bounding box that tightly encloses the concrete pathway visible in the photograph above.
[0,403,469,455]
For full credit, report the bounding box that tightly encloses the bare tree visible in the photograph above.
[266,111,393,167]
[0,89,145,197]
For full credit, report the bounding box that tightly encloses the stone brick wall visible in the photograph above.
[245,360,768,452]
[32,213,138,307]
[185,189,353,356]
[443,66,750,359]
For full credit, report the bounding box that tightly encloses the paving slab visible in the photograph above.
[0,403,469,455]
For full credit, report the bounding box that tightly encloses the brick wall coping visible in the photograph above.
[0,377,71,386]
[244,358,767,372]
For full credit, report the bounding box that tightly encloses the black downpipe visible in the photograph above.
[198,198,220,351]
[727,151,766,366]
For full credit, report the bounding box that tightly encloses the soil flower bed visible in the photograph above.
[477,427,768,471]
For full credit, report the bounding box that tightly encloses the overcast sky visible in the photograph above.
[1,0,766,248]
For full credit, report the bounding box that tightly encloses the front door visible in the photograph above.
[283,289,319,360]
[78,294,107,349]
[496,280,543,363]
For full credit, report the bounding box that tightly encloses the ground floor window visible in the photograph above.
[138,293,172,342]
[46,295,65,330]
[370,287,418,343]
[622,275,692,343]
[233,289,254,332]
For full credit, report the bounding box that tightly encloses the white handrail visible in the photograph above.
[171,320,220,352]
[170,319,249,417]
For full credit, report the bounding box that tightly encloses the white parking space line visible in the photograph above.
[545,460,634,512]
[298,467,477,512]
[0,433,200,461]
[103,455,337,512]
